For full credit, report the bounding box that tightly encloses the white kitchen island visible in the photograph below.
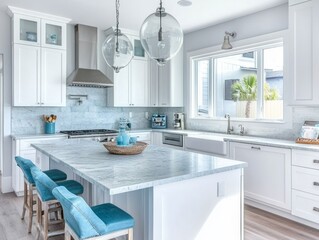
[32,139,247,240]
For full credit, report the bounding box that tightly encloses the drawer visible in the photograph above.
[292,149,319,170]
[292,166,319,196]
[292,190,319,224]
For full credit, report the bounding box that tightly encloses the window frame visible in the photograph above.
[186,30,292,128]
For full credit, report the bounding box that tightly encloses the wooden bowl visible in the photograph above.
[103,141,148,155]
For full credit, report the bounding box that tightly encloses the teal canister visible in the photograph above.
[45,122,55,134]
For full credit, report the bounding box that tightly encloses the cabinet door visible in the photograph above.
[289,0,319,104]
[41,48,66,106]
[13,14,40,46]
[158,63,171,106]
[230,142,292,210]
[130,59,149,106]
[151,132,163,146]
[113,66,130,107]
[13,44,41,106]
[149,61,159,106]
[41,19,66,49]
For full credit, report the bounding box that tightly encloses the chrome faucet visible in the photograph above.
[238,124,245,136]
[224,114,234,134]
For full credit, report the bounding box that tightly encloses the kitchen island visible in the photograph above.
[32,139,246,240]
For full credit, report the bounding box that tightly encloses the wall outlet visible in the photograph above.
[129,112,133,118]
[145,112,149,119]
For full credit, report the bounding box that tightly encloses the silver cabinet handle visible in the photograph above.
[251,146,261,150]
[313,182,319,186]
[313,160,319,164]
[313,207,319,212]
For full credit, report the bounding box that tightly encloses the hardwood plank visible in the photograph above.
[245,205,319,240]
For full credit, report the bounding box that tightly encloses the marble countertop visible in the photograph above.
[11,133,68,140]
[32,139,246,195]
[13,128,319,152]
[153,129,319,152]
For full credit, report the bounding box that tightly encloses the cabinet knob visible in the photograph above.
[313,159,319,164]
[313,182,319,186]
[313,207,319,212]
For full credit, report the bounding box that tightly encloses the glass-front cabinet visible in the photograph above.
[13,14,41,46]
[12,14,66,49]
[41,19,66,49]
[130,35,147,60]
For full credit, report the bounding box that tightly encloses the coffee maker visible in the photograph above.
[173,113,184,130]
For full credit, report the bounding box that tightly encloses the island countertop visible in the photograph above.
[32,139,247,195]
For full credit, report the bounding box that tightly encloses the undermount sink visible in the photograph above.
[184,134,228,156]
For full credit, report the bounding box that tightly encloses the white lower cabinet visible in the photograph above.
[12,136,66,196]
[230,142,292,210]
[292,149,319,223]
[129,131,151,144]
[151,132,163,146]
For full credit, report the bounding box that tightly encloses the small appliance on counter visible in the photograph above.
[151,114,167,129]
[173,113,185,130]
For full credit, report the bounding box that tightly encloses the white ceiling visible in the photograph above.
[0,0,288,33]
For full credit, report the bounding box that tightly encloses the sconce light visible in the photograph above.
[221,31,236,50]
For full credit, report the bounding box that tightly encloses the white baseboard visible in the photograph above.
[1,176,13,193]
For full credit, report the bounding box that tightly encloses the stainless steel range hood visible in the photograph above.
[67,24,113,88]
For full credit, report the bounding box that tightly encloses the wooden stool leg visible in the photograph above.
[27,183,33,233]
[65,229,72,240]
[128,228,133,240]
[36,196,41,240]
[43,203,49,240]
[21,181,27,220]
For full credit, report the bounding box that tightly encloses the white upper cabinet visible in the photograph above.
[150,48,183,107]
[105,28,150,107]
[9,6,70,107]
[13,14,41,46]
[289,0,319,105]
[41,19,66,49]
[13,44,41,106]
[41,48,66,106]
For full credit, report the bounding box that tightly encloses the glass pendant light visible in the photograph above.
[140,0,183,66]
[102,0,133,73]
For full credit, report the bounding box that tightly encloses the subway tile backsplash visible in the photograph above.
[11,86,183,135]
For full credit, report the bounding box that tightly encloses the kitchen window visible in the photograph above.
[192,42,284,121]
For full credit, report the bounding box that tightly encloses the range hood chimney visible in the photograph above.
[67,24,113,88]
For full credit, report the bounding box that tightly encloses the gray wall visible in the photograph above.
[0,8,12,180]
[183,4,311,140]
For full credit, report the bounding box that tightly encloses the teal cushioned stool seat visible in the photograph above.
[31,166,84,240]
[15,156,67,184]
[14,156,67,234]
[52,186,134,240]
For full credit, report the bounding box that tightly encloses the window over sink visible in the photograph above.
[191,40,284,121]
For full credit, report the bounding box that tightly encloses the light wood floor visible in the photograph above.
[0,190,319,240]
[245,205,319,240]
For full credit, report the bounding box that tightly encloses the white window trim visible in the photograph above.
[186,30,292,130]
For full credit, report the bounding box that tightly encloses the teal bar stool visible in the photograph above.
[52,186,134,240]
[15,156,67,233]
[31,166,84,240]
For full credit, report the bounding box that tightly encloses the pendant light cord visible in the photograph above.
[115,0,120,53]
[158,0,163,41]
